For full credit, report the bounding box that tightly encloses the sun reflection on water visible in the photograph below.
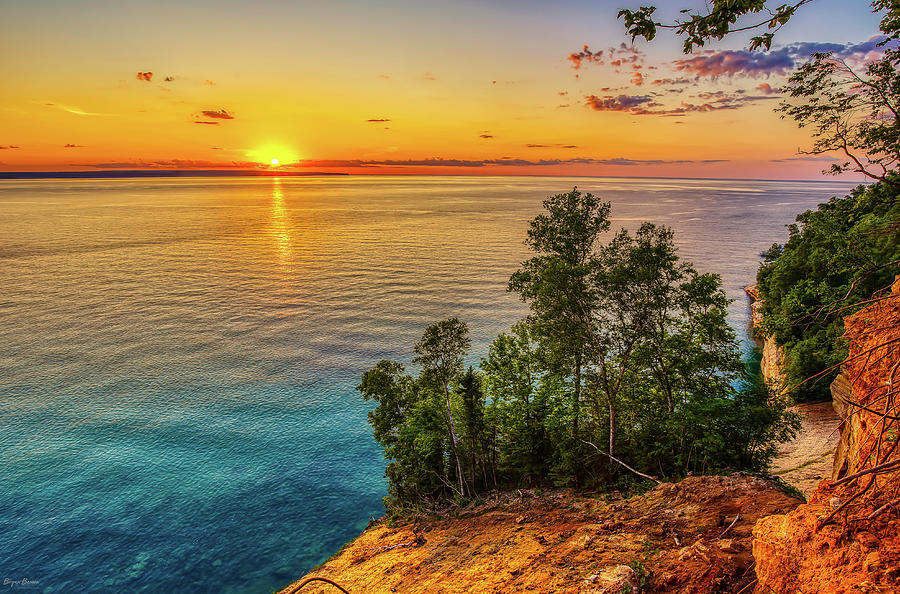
[269,177,295,269]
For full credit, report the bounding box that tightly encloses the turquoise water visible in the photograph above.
[0,175,857,592]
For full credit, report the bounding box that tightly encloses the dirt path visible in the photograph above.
[770,401,841,497]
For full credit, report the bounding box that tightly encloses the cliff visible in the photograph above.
[753,275,900,593]
[744,284,786,392]
[283,476,800,594]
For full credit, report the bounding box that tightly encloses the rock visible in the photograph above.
[716,538,741,553]
[581,565,638,594]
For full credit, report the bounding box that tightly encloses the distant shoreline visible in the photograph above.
[0,170,866,184]
[0,170,348,180]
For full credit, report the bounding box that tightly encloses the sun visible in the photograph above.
[245,144,299,168]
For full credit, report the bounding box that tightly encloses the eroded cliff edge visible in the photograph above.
[281,476,800,594]
[753,276,900,593]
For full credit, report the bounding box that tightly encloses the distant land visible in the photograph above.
[0,170,348,180]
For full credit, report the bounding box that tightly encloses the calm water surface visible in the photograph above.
[0,175,857,592]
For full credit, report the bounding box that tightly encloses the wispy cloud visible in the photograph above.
[526,143,579,149]
[296,156,727,168]
[0,145,20,149]
[193,121,220,125]
[88,159,260,169]
[136,71,153,82]
[769,154,841,162]
[585,94,655,112]
[568,43,644,71]
[674,37,895,78]
[479,134,494,139]
[43,102,104,116]
[63,144,86,148]
[584,91,775,116]
[199,109,234,120]
[366,118,391,122]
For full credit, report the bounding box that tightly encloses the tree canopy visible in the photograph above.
[360,189,799,512]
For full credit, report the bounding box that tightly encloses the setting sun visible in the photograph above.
[270,158,279,166]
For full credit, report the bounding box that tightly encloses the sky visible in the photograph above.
[0,0,887,179]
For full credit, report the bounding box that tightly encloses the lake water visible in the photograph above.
[0,175,857,593]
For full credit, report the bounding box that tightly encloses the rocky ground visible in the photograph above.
[280,475,801,594]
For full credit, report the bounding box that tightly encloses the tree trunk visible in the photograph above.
[444,386,467,497]
[608,398,616,459]
[573,353,582,440]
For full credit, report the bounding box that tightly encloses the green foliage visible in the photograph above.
[778,42,900,184]
[619,1,816,53]
[362,189,803,511]
[756,181,900,400]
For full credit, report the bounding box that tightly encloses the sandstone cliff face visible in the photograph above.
[753,276,900,593]
[285,476,800,594]
[744,285,786,392]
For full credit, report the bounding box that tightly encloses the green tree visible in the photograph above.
[756,182,900,400]
[620,1,897,53]
[413,317,472,497]
[481,322,557,484]
[508,187,610,469]
[457,367,489,492]
[358,361,446,507]
[778,43,900,185]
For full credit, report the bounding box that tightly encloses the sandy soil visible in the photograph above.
[770,401,841,497]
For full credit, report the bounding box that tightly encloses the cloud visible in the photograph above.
[136,71,153,82]
[526,143,579,149]
[630,72,644,86]
[204,80,215,86]
[769,154,841,162]
[673,36,896,78]
[0,145,20,149]
[650,77,693,86]
[585,94,655,112]
[674,50,794,78]
[43,102,103,116]
[584,91,775,116]
[63,144,85,148]
[194,121,220,125]
[568,45,604,69]
[756,83,781,95]
[200,109,234,120]
[88,159,260,169]
[422,73,437,81]
[367,118,391,122]
[164,76,175,82]
[479,134,494,139]
[568,43,644,71]
[295,156,727,168]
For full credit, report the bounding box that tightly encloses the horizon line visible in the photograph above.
[0,169,866,185]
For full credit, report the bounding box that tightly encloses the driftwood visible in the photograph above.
[717,513,742,539]
[369,533,426,552]
[284,576,351,594]
[579,439,661,484]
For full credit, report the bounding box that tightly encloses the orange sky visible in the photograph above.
[0,0,884,180]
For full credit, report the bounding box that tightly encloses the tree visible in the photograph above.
[481,322,557,484]
[358,360,446,507]
[457,367,489,492]
[620,1,899,53]
[756,182,900,400]
[413,317,472,497]
[508,187,610,468]
[778,45,900,185]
